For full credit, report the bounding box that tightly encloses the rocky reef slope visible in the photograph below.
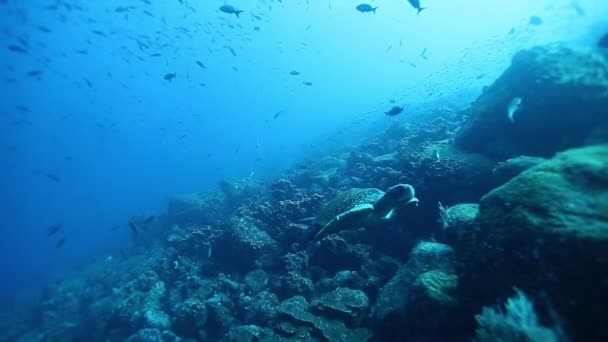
[4,43,608,342]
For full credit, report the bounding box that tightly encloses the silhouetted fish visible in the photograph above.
[47,224,62,236]
[273,110,285,119]
[385,106,404,116]
[55,237,66,248]
[407,0,425,14]
[27,70,44,77]
[196,61,206,69]
[289,71,300,76]
[220,5,243,18]
[355,4,377,14]
[164,73,176,81]
[8,45,27,53]
[599,33,608,48]
[128,221,138,235]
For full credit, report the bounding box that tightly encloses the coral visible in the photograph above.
[310,287,370,326]
[475,289,565,342]
[171,298,207,338]
[407,241,455,274]
[243,269,269,294]
[238,291,280,325]
[278,296,372,341]
[213,216,279,271]
[126,328,181,342]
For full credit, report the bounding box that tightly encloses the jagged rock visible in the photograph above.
[396,270,459,341]
[126,328,181,342]
[310,287,369,325]
[278,296,372,341]
[407,241,455,274]
[270,179,298,201]
[491,155,547,185]
[218,178,264,204]
[282,251,309,275]
[278,272,314,299]
[439,203,480,245]
[166,225,220,259]
[371,152,398,167]
[409,270,458,312]
[167,191,227,227]
[171,298,207,338]
[455,145,608,341]
[239,291,280,325]
[371,265,415,320]
[112,272,168,333]
[214,216,278,271]
[373,241,455,320]
[206,303,236,338]
[244,270,269,294]
[221,325,276,342]
[456,44,608,159]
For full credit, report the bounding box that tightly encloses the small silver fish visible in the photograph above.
[507,97,522,124]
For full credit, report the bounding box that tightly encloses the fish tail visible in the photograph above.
[373,7,378,14]
[236,11,242,18]
[417,7,425,15]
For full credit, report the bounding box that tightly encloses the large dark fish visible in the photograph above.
[30,170,62,182]
[219,5,243,18]
[599,33,608,49]
[128,221,138,235]
[8,45,28,53]
[55,237,66,248]
[407,0,425,14]
[273,110,285,119]
[47,224,62,236]
[385,106,404,116]
[164,73,176,81]
[355,4,377,14]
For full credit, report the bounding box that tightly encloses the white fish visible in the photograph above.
[507,97,522,124]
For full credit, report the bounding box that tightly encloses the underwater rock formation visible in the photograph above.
[213,216,279,271]
[371,241,460,340]
[453,144,608,341]
[277,296,372,341]
[167,191,228,227]
[456,44,608,159]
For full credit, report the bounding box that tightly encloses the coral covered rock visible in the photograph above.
[310,287,370,326]
[213,216,279,271]
[167,191,227,227]
[278,296,372,341]
[455,144,608,341]
[456,44,608,159]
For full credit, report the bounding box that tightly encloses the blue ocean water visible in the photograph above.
[1,0,607,341]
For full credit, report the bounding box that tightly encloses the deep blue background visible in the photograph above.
[1,0,606,308]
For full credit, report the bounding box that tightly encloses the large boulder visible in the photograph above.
[277,296,372,341]
[456,44,608,159]
[167,191,227,227]
[454,145,608,341]
[213,216,279,271]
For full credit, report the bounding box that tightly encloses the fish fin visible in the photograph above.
[236,11,242,18]
[417,7,425,15]
[373,7,378,14]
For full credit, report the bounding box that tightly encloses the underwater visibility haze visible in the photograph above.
[1,0,608,341]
